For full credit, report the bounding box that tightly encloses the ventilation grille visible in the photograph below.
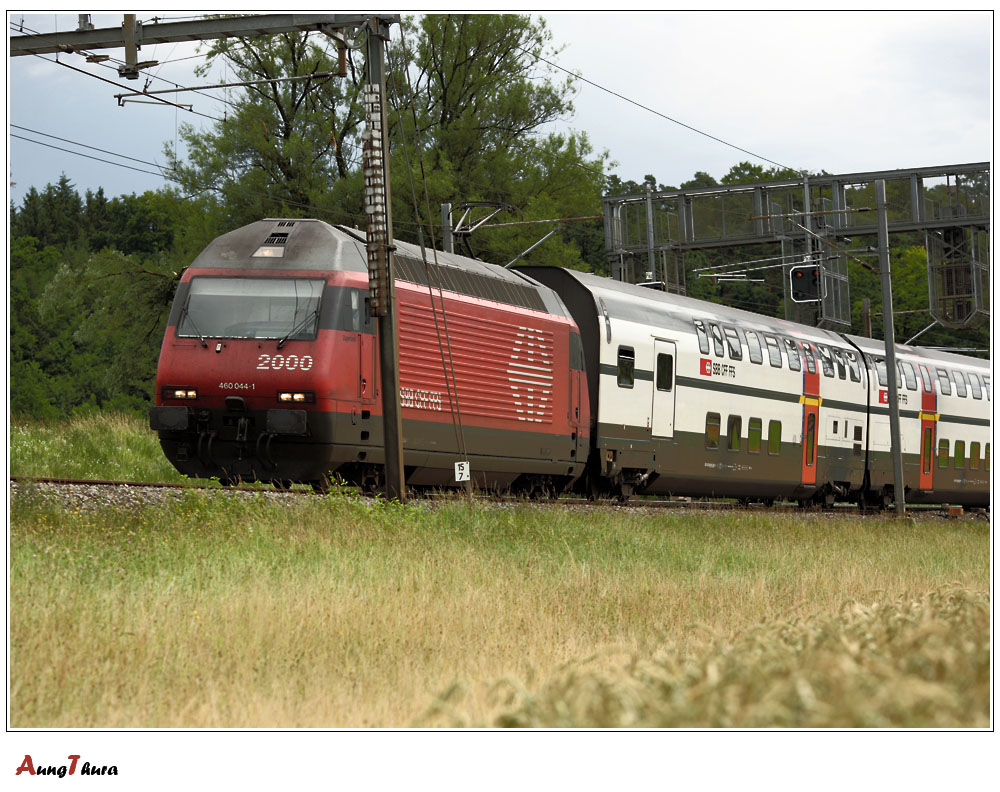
[276,221,296,228]
[395,255,547,313]
[262,232,289,246]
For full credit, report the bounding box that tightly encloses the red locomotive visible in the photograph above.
[150,218,589,493]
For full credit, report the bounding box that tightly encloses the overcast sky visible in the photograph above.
[6,10,992,207]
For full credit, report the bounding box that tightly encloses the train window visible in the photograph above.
[724,327,743,361]
[801,343,816,374]
[617,347,635,388]
[768,420,781,455]
[831,349,847,380]
[748,418,762,454]
[938,439,949,468]
[970,442,981,469]
[694,320,709,355]
[745,330,763,364]
[805,413,816,466]
[953,370,968,398]
[922,428,933,474]
[816,345,834,377]
[764,334,783,368]
[845,350,861,383]
[706,413,721,450]
[656,353,674,392]
[853,425,863,456]
[936,368,952,396]
[783,338,801,372]
[918,365,932,394]
[727,415,742,451]
[178,276,325,342]
[899,361,917,391]
[954,440,965,468]
[983,375,991,400]
[710,323,726,357]
[968,373,983,400]
[873,357,888,387]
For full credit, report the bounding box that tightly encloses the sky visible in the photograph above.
[6,10,993,208]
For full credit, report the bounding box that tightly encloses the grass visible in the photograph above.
[8,414,992,727]
[10,412,186,482]
[10,485,990,728]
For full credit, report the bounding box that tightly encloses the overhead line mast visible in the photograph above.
[13,13,407,502]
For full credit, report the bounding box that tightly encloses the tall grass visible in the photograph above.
[10,412,186,482]
[10,482,989,728]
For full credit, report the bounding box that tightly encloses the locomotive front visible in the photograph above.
[150,219,371,488]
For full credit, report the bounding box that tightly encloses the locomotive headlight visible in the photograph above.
[165,387,198,400]
[278,391,314,403]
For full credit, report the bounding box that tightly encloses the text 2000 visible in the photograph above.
[256,354,314,371]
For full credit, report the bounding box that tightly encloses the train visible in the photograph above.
[150,218,991,507]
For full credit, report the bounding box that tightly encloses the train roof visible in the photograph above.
[845,334,989,372]
[186,218,574,319]
[516,266,989,371]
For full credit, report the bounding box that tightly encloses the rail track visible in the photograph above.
[9,476,984,518]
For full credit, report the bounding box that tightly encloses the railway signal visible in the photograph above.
[789,264,823,303]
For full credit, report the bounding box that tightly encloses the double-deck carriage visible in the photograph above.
[517,267,990,508]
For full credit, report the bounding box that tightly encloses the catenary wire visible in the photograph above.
[517,44,797,173]
[11,134,169,178]
[11,124,175,172]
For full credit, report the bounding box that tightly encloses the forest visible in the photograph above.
[8,14,989,419]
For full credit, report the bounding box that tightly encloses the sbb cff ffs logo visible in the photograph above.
[789,264,824,303]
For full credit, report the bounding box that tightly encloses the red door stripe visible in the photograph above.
[800,343,820,487]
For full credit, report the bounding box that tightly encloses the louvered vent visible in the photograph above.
[263,232,289,246]
[394,254,547,313]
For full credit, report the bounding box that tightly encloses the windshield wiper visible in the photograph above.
[180,306,208,348]
[277,307,320,349]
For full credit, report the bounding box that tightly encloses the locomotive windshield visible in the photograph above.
[177,277,325,341]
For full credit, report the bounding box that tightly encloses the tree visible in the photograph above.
[720,161,802,185]
[378,13,609,269]
[165,14,609,269]
[165,23,366,228]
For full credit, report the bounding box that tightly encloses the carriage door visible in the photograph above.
[800,342,820,486]
[918,364,936,492]
[651,340,676,438]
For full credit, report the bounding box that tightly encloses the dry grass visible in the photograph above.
[432,587,989,728]
[10,483,990,729]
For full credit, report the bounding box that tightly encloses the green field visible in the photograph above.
[9,414,991,727]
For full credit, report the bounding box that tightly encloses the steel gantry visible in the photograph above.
[603,162,989,331]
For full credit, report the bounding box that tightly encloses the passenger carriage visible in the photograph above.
[517,266,990,507]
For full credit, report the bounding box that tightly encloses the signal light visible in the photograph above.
[789,264,823,303]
